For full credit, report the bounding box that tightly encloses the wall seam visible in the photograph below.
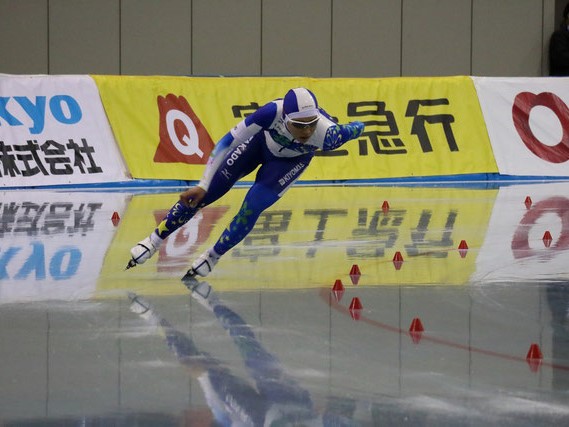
[330,0,334,77]
[400,0,403,76]
[468,0,474,75]
[119,0,122,75]
[542,0,546,76]
[260,0,263,76]
[190,0,194,76]
[47,0,50,74]
[470,0,474,75]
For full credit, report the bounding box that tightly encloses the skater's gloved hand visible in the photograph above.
[180,186,206,208]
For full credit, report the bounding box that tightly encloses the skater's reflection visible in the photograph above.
[129,281,356,426]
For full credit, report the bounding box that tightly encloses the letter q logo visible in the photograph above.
[512,92,569,163]
[154,94,214,164]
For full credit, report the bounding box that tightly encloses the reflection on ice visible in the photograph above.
[0,190,128,303]
[474,182,569,284]
[2,183,569,425]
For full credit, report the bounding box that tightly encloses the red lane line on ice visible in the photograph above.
[319,287,569,372]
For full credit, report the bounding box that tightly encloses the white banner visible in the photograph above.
[0,190,129,303]
[0,74,130,187]
[473,182,569,283]
[473,77,569,177]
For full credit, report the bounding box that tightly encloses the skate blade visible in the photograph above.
[125,258,137,270]
[181,268,198,287]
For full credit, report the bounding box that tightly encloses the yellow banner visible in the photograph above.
[98,185,497,295]
[92,75,498,181]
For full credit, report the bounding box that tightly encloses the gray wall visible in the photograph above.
[0,0,565,77]
[0,1,560,77]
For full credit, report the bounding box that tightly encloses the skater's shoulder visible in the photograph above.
[243,100,280,129]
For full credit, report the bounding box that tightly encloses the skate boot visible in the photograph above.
[181,248,220,281]
[126,235,161,269]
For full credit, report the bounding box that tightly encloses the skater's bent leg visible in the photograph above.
[154,201,200,240]
[131,146,262,269]
[131,200,200,267]
[210,151,313,257]
[212,183,279,256]
[154,173,238,243]
[156,136,264,241]
[152,162,247,243]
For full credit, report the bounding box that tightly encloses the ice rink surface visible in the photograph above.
[1,182,569,426]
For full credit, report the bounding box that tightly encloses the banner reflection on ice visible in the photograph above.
[0,191,128,303]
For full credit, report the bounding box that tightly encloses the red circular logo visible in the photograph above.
[512,92,569,163]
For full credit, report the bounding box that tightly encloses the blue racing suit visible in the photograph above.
[155,98,364,257]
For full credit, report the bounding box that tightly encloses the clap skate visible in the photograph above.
[126,236,160,270]
[181,248,220,283]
